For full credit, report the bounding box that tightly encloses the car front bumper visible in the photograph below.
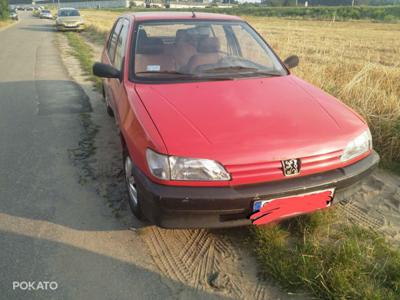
[56,24,85,31]
[135,151,379,229]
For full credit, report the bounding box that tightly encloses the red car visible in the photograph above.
[93,12,379,228]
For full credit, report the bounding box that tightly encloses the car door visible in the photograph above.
[109,18,130,127]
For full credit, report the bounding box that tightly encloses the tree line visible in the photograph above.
[0,0,9,19]
[260,0,400,5]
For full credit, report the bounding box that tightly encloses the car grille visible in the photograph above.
[225,149,345,185]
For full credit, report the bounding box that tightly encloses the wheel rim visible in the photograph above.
[125,156,138,207]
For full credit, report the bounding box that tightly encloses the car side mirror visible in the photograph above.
[283,55,299,69]
[93,62,121,79]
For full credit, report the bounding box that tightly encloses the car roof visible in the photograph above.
[123,11,242,22]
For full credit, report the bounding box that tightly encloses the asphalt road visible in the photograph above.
[0,13,223,300]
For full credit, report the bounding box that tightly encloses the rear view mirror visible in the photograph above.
[93,62,121,79]
[283,55,299,69]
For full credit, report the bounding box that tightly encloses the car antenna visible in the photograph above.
[192,10,196,18]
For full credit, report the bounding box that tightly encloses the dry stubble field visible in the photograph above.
[82,10,400,168]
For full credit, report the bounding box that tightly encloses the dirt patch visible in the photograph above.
[56,33,135,225]
[338,170,400,246]
[140,226,304,299]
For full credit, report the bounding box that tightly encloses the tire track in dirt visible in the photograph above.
[141,227,245,299]
[338,170,400,245]
[140,226,293,299]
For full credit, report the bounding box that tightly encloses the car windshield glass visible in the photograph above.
[58,9,80,17]
[42,10,50,13]
[133,20,287,81]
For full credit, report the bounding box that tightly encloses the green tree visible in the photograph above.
[0,0,9,19]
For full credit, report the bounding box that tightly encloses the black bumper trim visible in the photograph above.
[134,151,379,228]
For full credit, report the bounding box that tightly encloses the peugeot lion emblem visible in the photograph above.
[281,159,301,176]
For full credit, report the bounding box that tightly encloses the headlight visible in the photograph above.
[341,130,372,162]
[146,149,230,181]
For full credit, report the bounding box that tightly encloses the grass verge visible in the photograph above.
[64,32,102,91]
[0,19,13,29]
[252,210,400,299]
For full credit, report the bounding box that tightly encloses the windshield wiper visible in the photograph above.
[204,66,258,73]
[136,71,192,76]
[136,71,234,81]
[203,66,282,77]
[244,71,283,77]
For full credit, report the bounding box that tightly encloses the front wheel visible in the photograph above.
[124,151,145,220]
[103,86,114,117]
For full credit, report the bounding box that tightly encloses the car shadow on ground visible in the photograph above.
[0,231,229,300]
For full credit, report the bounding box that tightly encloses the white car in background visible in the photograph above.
[40,10,53,19]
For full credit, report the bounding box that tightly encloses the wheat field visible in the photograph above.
[82,10,400,165]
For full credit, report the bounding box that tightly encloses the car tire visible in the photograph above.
[123,148,145,221]
[103,88,114,117]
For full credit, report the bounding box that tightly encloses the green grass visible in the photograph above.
[251,210,400,299]
[84,25,108,46]
[64,32,102,91]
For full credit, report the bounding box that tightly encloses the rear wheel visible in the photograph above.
[123,151,144,220]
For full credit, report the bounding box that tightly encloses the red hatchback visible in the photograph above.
[93,12,379,228]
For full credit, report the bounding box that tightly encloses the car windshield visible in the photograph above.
[42,10,50,13]
[58,9,80,17]
[133,20,287,81]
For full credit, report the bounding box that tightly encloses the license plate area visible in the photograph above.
[251,188,335,225]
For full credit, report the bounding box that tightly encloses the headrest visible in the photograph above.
[175,29,187,42]
[136,38,164,55]
[137,30,148,42]
[197,37,220,53]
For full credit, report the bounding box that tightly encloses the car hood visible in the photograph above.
[135,75,367,165]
